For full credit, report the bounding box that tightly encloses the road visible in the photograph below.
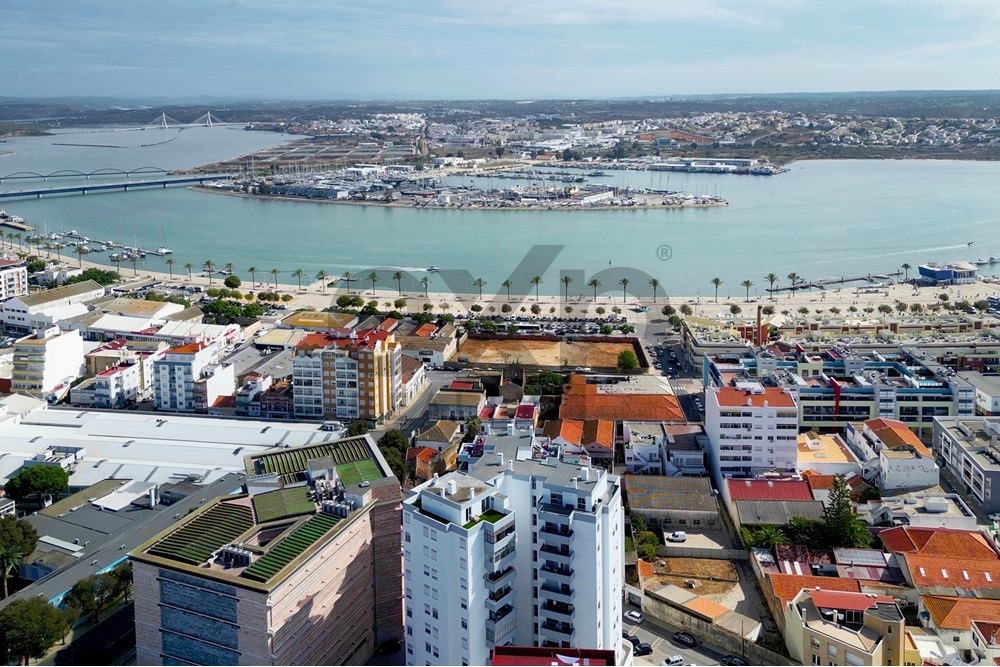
[371,369,456,440]
[626,613,737,667]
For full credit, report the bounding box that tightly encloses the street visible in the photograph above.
[626,613,737,667]
[370,368,456,441]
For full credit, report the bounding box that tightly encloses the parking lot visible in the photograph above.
[624,610,735,666]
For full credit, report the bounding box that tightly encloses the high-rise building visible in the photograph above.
[704,382,799,479]
[401,427,625,666]
[0,258,28,303]
[292,329,402,422]
[11,326,84,398]
[154,342,233,412]
[130,435,403,665]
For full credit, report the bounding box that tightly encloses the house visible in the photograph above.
[542,419,615,466]
[427,389,485,421]
[845,419,939,492]
[784,589,904,665]
[796,432,865,479]
[399,355,426,407]
[762,573,862,633]
[0,258,28,303]
[11,327,84,399]
[559,374,685,422]
[920,595,1000,656]
[863,492,978,530]
[624,476,720,530]
[2,279,104,333]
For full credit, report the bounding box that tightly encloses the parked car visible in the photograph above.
[626,635,640,648]
[662,656,685,666]
[672,632,698,648]
[624,610,644,624]
[634,643,653,657]
[721,655,750,666]
[667,531,688,543]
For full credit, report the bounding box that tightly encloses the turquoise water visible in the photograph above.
[2,127,1000,298]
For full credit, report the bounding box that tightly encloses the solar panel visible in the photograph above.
[834,548,887,567]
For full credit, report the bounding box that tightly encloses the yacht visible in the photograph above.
[976,258,990,265]
[991,257,999,264]
[427,266,440,272]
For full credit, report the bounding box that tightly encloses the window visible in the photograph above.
[812,654,821,665]
[828,644,837,657]
[461,619,467,630]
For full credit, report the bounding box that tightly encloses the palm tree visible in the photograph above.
[901,262,911,282]
[710,277,722,302]
[203,260,215,285]
[316,270,328,291]
[224,262,234,277]
[368,271,379,294]
[648,277,660,303]
[420,276,430,298]
[0,545,23,599]
[473,277,486,298]
[270,268,280,288]
[165,258,175,279]
[292,268,305,290]
[248,266,258,287]
[787,272,800,296]
[184,262,193,281]
[618,277,630,303]
[741,279,753,302]
[131,255,139,276]
[13,233,22,249]
[501,279,512,300]
[341,271,356,293]
[561,275,573,300]
[392,271,404,295]
[530,275,542,301]
[588,278,601,300]
[765,272,778,299]
[73,246,87,267]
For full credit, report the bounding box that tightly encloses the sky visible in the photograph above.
[5,0,1000,100]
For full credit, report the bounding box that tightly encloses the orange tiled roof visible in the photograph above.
[801,470,837,490]
[923,595,1000,631]
[582,419,614,447]
[413,323,437,338]
[767,574,861,608]
[973,620,1000,645]
[879,526,999,560]
[561,377,684,422]
[683,596,729,620]
[168,342,208,355]
[865,418,932,457]
[542,419,584,445]
[715,386,796,408]
[901,554,1000,588]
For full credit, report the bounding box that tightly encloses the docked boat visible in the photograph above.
[427,266,440,272]
[991,257,999,264]
[976,258,990,265]
[153,246,173,255]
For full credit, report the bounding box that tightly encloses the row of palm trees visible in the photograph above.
[713,264,918,303]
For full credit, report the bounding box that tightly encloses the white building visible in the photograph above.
[704,382,799,480]
[844,419,939,492]
[2,279,105,333]
[402,428,624,666]
[11,327,84,399]
[961,371,1000,415]
[153,342,226,412]
[70,361,141,409]
[0,259,28,303]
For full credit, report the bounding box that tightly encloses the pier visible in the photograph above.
[0,175,225,201]
[768,271,905,293]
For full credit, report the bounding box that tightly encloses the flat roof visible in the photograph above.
[961,371,1000,396]
[797,432,861,465]
[624,476,719,513]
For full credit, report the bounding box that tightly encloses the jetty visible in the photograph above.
[768,271,905,293]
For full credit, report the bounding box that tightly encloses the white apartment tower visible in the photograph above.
[705,382,800,480]
[401,428,624,666]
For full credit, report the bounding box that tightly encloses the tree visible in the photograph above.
[765,272,778,299]
[473,277,486,298]
[368,271,379,294]
[420,276,430,298]
[394,298,407,310]
[109,561,133,603]
[73,245,87,267]
[224,275,242,289]
[648,278,660,303]
[974,299,990,312]
[530,304,541,315]
[501,304,512,313]
[203,260,215,285]
[165,258,175,279]
[292,268,305,290]
[530,275,542,300]
[600,324,613,335]
[618,277,630,303]
[798,307,810,315]
[730,304,742,315]
[877,304,893,315]
[465,416,482,442]
[0,597,67,665]
[679,304,692,316]
[0,546,23,599]
[68,574,116,623]
[269,268,280,288]
[316,270,328,292]
[501,279,512,300]
[617,349,638,372]
[247,266,258,287]
[130,255,139,276]
[784,517,823,546]
[710,277,722,302]
[751,524,788,549]
[4,466,69,503]
[762,305,775,316]
[588,278,601,301]
[901,263,911,281]
[823,475,872,548]
[741,279,753,301]
[829,306,841,315]
[184,262,193,281]
[0,518,39,559]
[661,305,675,316]
[561,275,573,301]
[787,272,800,296]
[346,420,369,437]
[895,301,908,314]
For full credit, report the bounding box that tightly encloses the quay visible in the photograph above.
[768,271,904,293]
[0,175,224,201]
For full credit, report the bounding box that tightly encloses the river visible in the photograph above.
[2,126,1000,298]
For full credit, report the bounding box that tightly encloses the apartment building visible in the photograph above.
[402,427,624,666]
[2,279,104,332]
[0,258,28,302]
[70,360,141,408]
[844,418,939,492]
[932,416,1000,514]
[130,435,403,665]
[785,589,905,666]
[11,326,84,399]
[292,329,402,423]
[154,342,233,413]
[704,382,799,479]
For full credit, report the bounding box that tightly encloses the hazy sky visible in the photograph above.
[5,0,1000,100]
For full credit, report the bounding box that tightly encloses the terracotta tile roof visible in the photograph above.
[902,554,1000,588]
[973,620,1000,645]
[922,595,1000,631]
[865,418,932,457]
[727,479,813,501]
[515,404,535,420]
[560,377,684,421]
[168,342,208,355]
[415,420,461,444]
[801,470,837,490]
[211,395,236,408]
[542,419,584,445]
[582,419,614,446]
[413,323,437,338]
[768,574,861,608]
[809,589,894,611]
[879,527,999,560]
[449,380,476,391]
[715,386,796,408]
[400,354,424,384]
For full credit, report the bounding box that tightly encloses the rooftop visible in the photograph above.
[624,476,719,513]
[900,553,1000,588]
[797,432,861,465]
[726,479,813,501]
[922,595,1000,631]
[560,374,684,422]
[17,279,103,307]
[878,526,999,560]
[715,386,796,408]
[736,499,825,525]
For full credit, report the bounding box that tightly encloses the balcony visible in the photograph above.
[539,524,573,546]
[539,543,572,566]
[540,564,573,585]
[538,582,573,605]
[541,600,575,621]
[484,566,515,591]
[538,502,574,524]
[486,585,514,613]
[538,620,574,643]
[486,604,514,634]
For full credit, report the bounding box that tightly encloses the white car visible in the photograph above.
[624,610,644,624]
[662,657,685,666]
[667,531,688,543]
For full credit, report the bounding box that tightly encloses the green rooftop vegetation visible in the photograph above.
[336,459,382,486]
[241,513,341,582]
[148,503,254,565]
[252,487,316,524]
[250,438,379,477]
[462,508,506,530]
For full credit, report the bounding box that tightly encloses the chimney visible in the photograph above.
[507,460,514,472]
[497,452,504,467]
[432,473,440,487]
[447,479,457,496]
[580,466,590,482]
[148,486,158,507]
[573,478,579,489]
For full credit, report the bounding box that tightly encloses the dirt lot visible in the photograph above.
[647,557,739,597]
[458,338,635,368]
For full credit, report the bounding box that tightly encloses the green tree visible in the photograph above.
[224,275,242,289]
[679,304,692,316]
[316,270,328,292]
[730,304,742,316]
[588,278,601,301]
[473,277,486,298]
[530,275,542,300]
[741,279,753,301]
[465,416,482,442]
[710,277,722,302]
[762,305,775,316]
[184,262,193,281]
[661,305,675,316]
[617,349,638,372]
[203,260,215,285]
[784,517,823,546]
[752,524,788,548]
[4,466,69,503]
[561,275,573,300]
[347,420,369,437]
[901,263,911,281]
[877,304,893,315]
[501,304,512,314]
[787,272,800,296]
[0,597,68,665]
[420,276,430,298]
[165,258,175,279]
[65,573,116,624]
[73,245,87,268]
[289,268,303,290]
[501,279,512,300]
[109,561,133,603]
[600,324,613,335]
[618,277,630,303]
[0,545,23,599]
[798,307,810,315]
[368,271,379,294]
[376,430,408,479]
[823,475,872,548]
[270,268,280,288]
[394,298,407,310]
[648,278,660,303]
[247,266,258,287]
[530,304,541,315]
[631,514,648,532]
[765,272,778,299]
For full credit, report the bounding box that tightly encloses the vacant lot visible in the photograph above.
[648,557,739,597]
[458,338,635,368]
